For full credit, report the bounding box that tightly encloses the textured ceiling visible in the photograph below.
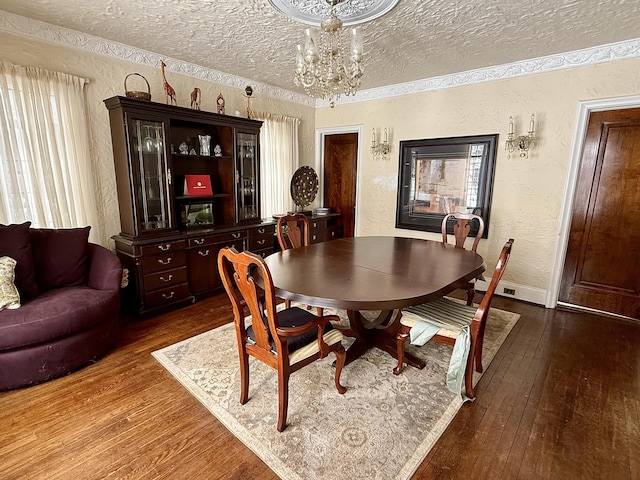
[2,0,640,95]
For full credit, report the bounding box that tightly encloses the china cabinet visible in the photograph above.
[105,96,270,315]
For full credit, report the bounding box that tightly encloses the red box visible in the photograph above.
[184,175,212,196]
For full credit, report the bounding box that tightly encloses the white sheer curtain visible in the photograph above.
[251,111,299,218]
[0,61,101,242]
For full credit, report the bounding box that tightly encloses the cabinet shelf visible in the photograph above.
[175,194,231,201]
[171,153,231,161]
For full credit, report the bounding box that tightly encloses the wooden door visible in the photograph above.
[559,108,640,319]
[323,133,357,238]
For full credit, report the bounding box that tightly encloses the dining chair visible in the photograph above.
[276,213,323,316]
[442,212,486,305]
[393,238,514,400]
[218,246,347,432]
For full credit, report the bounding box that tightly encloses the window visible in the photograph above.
[0,62,100,241]
[395,134,497,236]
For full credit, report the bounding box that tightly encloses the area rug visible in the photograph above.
[152,305,520,480]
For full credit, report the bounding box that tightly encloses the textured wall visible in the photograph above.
[315,58,640,292]
[3,28,640,296]
[0,31,315,247]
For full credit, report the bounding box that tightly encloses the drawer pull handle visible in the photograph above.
[257,239,265,245]
[194,238,205,245]
[313,222,318,227]
[162,291,175,300]
[258,228,265,234]
[158,257,172,265]
[198,249,210,257]
[160,275,173,282]
[158,244,171,251]
[312,235,317,240]
[232,232,241,239]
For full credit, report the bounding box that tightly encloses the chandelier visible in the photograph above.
[294,0,364,108]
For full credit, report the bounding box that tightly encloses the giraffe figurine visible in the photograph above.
[161,60,176,106]
[190,87,201,110]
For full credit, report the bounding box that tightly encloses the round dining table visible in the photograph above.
[264,236,485,366]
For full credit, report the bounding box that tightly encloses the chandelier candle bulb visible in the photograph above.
[508,117,514,135]
[529,114,535,134]
[351,27,363,58]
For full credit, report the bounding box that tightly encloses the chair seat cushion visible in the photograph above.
[247,307,342,361]
[402,297,478,339]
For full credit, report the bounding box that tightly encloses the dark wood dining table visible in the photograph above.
[263,236,485,367]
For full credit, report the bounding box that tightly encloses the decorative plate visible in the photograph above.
[290,166,318,209]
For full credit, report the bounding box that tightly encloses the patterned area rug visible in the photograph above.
[152,305,520,480]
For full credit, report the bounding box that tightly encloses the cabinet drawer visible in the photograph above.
[141,250,186,274]
[253,247,274,259]
[188,230,247,248]
[310,231,324,244]
[143,267,187,291]
[145,283,190,309]
[248,235,273,251]
[326,225,343,241]
[248,225,275,236]
[141,240,185,255]
[309,219,327,232]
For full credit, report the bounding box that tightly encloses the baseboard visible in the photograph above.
[474,279,547,306]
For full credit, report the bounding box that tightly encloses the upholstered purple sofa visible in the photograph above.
[0,223,122,390]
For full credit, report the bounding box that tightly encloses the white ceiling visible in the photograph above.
[2,0,640,99]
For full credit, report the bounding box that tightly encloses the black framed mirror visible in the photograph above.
[395,134,497,237]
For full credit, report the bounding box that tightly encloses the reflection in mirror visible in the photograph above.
[396,135,497,236]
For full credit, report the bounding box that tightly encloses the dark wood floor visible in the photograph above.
[1,293,639,479]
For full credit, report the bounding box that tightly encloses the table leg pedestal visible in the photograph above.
[335,310,426,369]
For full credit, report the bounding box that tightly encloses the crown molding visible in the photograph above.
[320,37,640,107]
[1,9,639,109]
[0,10,315,107]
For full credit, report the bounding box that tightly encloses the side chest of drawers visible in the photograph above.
[309,214,343,244]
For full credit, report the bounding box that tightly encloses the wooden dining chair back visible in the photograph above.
[394,239,514,400]
[277,213,310,251]
[276,213,323,316]
[217,246,346,431]
[442,212,486,304]
[442,212,485,252]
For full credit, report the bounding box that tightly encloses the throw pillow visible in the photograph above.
[0,222,38,299]
[30,226,91,291]
[0,256,21,310]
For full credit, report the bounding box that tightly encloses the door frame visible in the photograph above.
[315,125,364,237]
[547,94,640,308]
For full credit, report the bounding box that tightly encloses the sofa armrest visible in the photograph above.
[87,243,122,291]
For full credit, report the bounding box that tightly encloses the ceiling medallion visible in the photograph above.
[269,0,399,26]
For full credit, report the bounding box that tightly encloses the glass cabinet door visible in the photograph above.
[236,132,259,221]
[130,118,173,233]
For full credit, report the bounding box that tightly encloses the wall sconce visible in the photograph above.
[505,114,535,158]
[371,127,391,160]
